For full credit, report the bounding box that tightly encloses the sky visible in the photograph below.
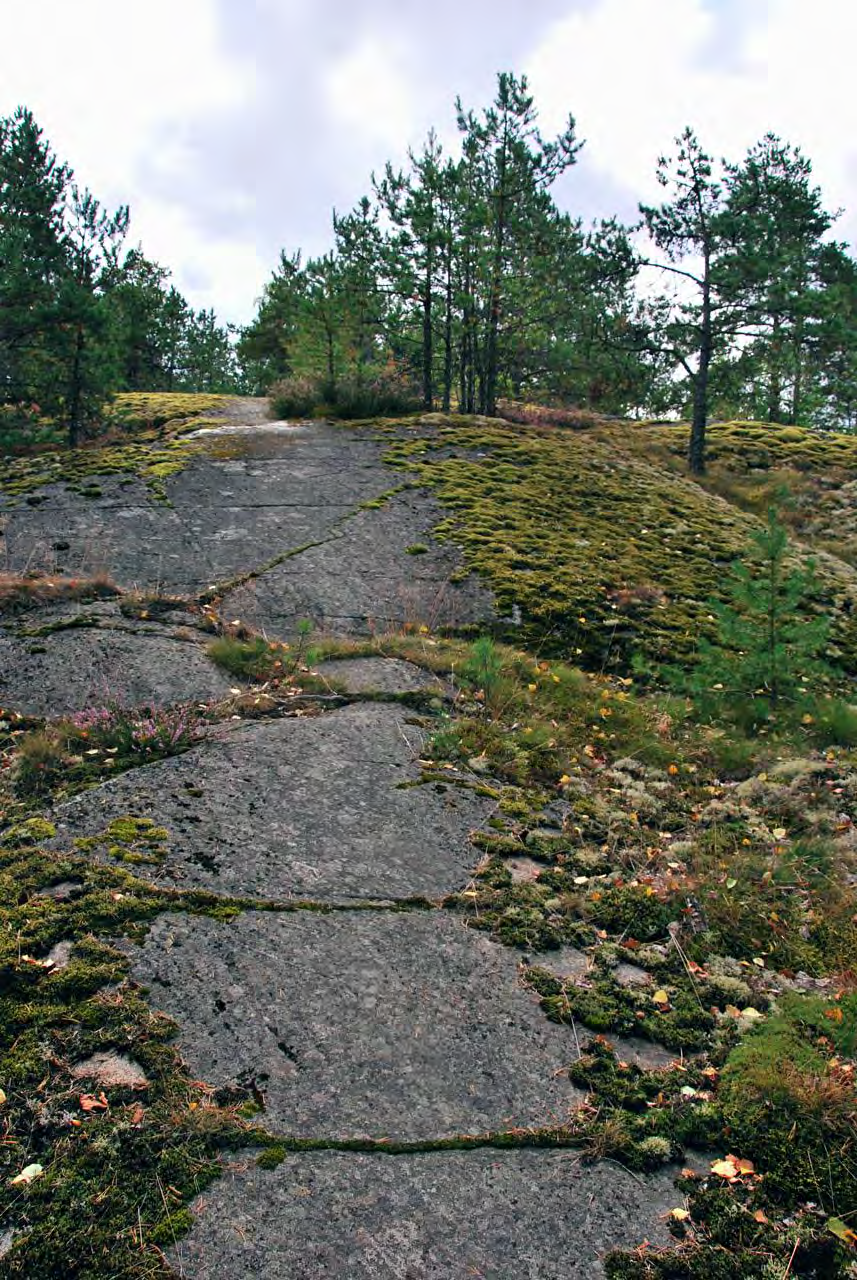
[2,0,855,327]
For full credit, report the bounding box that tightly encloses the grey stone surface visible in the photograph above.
[52,703,492,901]
[614,962,653,989]
[170,1149,681,1279]
[221,491,495,640]
[0,627,230,717]
[69,1052,149,1088]
[594,1035,678,1071]
[314,656,448,696]
[130,909,581,1139]
[530,947,592,980]
[506,856,547,883]
[1,425,400,594]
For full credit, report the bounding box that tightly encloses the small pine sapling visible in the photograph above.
[685,504,832,723]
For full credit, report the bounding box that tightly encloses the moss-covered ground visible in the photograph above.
[374,414,857,674]
[623,417,857,574]
[0,392,237,502]
[350,629,857,1276]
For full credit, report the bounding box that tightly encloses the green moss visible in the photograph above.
[0,392,241,504]
[0,833,262,1276]
[378,419,857,673]
[526,965,715,1051]
[718,992,857,1207]
[585,885,677,942]
[1,817,57,846]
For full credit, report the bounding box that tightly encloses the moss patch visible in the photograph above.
[0,829,264,1276]
[375,417,857,673]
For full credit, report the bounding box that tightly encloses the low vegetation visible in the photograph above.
[0,573,121,617]
[10,702,207,802]
[0,394,235,501]
[269,368,421,421]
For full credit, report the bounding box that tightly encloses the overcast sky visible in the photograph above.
[2,0,855,326]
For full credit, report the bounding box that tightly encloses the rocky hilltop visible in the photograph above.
[1,396,855,1278]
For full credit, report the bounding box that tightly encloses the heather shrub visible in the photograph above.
[496,399,608,430]
[268,376,321,420]
[13,701,205,798]
[270,368,420,421]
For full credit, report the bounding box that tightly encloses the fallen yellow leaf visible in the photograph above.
[9,1163,43,1186]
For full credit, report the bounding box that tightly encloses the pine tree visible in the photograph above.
[719,135,834,425]
[0,107,69,425]
[455,72,581,416]
[687,505,831,720]
[640,128,735,474]
[58,185,128,446]
[236,251,305,392]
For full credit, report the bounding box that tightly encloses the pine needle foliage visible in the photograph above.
[684,505,832,720]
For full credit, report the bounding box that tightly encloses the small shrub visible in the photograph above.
[672,505,834,727]
[0,402,61,452]
[327,369,421,419]
[13,702,205,799]
[0,572,120,616]
[269,376,321,420]
[13,730,68,797]
[808,697,857,748]
[704,732,758,778]
[425,722,464,761]
[208,635,280,681]
[269,369,420,422]
[497,399,609,430]
[461,636,509,715]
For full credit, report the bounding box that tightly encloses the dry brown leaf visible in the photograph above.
[80,1092,109,1112]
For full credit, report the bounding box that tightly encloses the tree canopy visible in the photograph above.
[3,76,857,466]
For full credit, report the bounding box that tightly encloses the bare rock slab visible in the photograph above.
[2,426,398,594]
[52,703,492,901]
[170,1148,681,1279]
[221,492,495,640]
[69,1052,149,1089]
[0,628,230,718]
[314,656,448,696]
[130,910,581,1139]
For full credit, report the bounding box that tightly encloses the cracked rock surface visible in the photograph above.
[0,622,231,717]
[52,703,493,901]
[170,1149,680,1279]
[129,909,582,1139]
[2,409,690,1278]
[220,490,495,639]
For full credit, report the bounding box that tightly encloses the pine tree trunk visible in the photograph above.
[767,315,782,421]
[422,254,433,410]
[790,320,804,425]
[483,130,508,418]
[442,251,453,412]
[689,268,712,475]
[67,325,85,449]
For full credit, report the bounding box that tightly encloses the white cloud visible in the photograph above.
[2,0,855,329]
[323,33,417,153]
[526,0,857,245]
[0,0,255,315]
